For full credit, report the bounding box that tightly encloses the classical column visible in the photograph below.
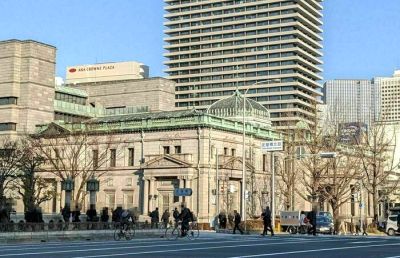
[179,176,185,204]
[186,177,193,210]
[149,177,156,211]
[143,178,149,215]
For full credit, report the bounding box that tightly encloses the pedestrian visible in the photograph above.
[219,210,227,229]
[261,206,274,236]
[150,207,160,229]
[178,203,191,237]
[397,214,400,233]
[307,210,316,236]
[362,220,368,236]
[173,207,179,224]
[72,205,81,223]
[161,209,170,228]
[233,210,243,234]
[61,205,71,223]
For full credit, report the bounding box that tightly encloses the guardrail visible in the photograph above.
[0,222,167,243]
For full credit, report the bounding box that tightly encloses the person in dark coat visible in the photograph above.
[161,209,170,228]
[86,205,97,222]
[261,206,274,236]
[173,207,179,222]
[101,207,109,222]
[61,205,71,223]
[72,205,81,223]
[218,211,227,229]
[307,210,317,236]
[233,210,243,234]
[112,206,123,223]
[397,214,400,232]
[150,207,159,229]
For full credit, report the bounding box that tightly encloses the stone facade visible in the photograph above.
[0,40,56,138]
[32,109,283,223]
[67,77,175,112]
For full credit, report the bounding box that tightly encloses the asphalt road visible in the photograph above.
[0,233,400,258]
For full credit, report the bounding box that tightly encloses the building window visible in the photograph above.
[128,148,134,166]
[123,192,134,209]
[92,150,99,169]
[231,149,236,156]
[175,145,182,154]
[110,149,116,167]
[126,178,133,187]
[0,97,17,105]
[0,123,16,131]
[105,192,115,209]
[163,146,170,155]
[106,178,114,187]
[224,147,229,155]
[262,154,267,171]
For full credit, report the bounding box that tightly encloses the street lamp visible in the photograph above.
[241,79,280,232]
[86,177,100,210]
[61,177,74,209]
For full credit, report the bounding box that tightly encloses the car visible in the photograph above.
[386,215,399,236]
[316,216,334,234]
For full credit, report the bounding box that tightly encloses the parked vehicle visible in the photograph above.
[316,216,334,234]
[386,215,399,236]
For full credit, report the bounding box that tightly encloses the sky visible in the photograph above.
[0,0,399,81]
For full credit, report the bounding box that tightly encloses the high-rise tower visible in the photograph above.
[164,0,323,129]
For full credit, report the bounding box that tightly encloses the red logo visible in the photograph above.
[69,68,77,73]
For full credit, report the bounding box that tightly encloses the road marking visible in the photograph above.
[0,238,280,257]
[228,242,400,257]
[70,239,343,258]
[350,240,385,244]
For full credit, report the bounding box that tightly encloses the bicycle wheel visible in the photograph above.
[186,228,195,240]
[114,228,122,241]
[191,222,200,239]
[125,228,133,240]
[166,226,180,240]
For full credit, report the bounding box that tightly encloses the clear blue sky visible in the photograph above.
[0,0,399,80]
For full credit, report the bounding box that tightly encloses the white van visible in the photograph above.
[386,215,399,236]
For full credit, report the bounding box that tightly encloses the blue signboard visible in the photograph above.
[174,188,193,197]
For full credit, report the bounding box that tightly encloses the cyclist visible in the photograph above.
[120,209,133,231]
[178,204,191,237]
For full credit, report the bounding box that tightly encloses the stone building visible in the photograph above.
[34,92,283,223]
[0,40,56,138]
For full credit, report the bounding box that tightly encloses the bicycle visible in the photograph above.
[114,222,135,241]
[165,221,195,240]
[189,221,200,239]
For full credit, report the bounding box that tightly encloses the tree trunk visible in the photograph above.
[332,205,340,234]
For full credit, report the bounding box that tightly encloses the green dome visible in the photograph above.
[207,90,271,127]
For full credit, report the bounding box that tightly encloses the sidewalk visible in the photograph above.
[0,229,166,244]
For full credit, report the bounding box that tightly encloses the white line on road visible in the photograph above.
[71,239,343,258]
[0,238,279,257]
[228,242,400,257]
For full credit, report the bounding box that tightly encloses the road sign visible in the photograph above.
[261,140,283,152]
[174,188,193,197]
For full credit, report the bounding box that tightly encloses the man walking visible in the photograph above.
[150,207,159,229]
[233,210,244,234]
[397,213,400,233]
[261,206,274,236]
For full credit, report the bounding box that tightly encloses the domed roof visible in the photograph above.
[207,90,271,127]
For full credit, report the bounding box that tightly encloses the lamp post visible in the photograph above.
[86,177,100,210]
[61,177,74,209]
[241,79,280,232]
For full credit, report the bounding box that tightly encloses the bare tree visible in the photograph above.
[356,121,400,219]
[13,138,54,212]
[33,124,120,207]
[0,138,21,208]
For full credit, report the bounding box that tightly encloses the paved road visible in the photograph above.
[0,233,400,258]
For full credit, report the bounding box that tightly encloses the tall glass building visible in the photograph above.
[323,79,379,127]
[164,0,323,129]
